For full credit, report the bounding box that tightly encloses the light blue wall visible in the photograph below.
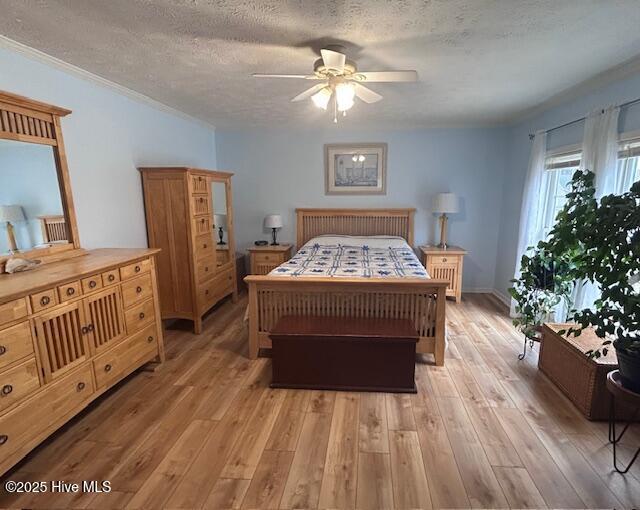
[216,127,509,291]
[0,47,217,249]
[493,70,640,299]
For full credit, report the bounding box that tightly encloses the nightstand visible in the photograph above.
[249,244,293,275]
[420,245,467,303]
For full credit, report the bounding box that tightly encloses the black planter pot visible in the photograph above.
[614,340,640,393]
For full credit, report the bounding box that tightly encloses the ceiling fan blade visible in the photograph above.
[355,70,418,82]
[320,48,346,72]
[252,73,319,79]
[291,84,328,102]
[354,84,382,104]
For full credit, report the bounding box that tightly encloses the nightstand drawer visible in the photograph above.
[254,252,284,264]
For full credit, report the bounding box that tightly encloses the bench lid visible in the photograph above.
[271,315,418,339]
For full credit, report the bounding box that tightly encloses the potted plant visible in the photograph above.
[562,176,640,391]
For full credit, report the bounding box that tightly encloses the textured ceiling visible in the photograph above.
[1,0,640,128]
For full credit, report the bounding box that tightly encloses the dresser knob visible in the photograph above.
[205,266,209,272]
[89,280,97,288]
[1,384,12,396]
[147,335,154,343]
[203,244,207,249]
[0,346,6,356]
[76,382,85,392]
[87,324,94,332]
[40,296,50,306]
[136,286,142,293]
[108,274,115,282]
[104,364,112,372]
[139,312,145,320]
[0,435,7,445]
[81,326,88,335]
[135,265,141,273]
[67,287,75,296]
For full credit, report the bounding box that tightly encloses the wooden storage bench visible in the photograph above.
[539,324,635,420]
[269,315,418,393]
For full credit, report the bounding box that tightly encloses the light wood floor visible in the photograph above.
[1,293,639,509]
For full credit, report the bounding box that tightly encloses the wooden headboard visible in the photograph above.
[296,208,415,247]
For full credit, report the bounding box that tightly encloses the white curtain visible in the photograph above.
[570,106,620,312]
[511,131,547,316]
[616,156,639,194]
[581,106,620,198]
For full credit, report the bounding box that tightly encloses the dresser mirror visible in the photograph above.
[0,90,80,264]
[0,139,67,255]
[212,180,227,245]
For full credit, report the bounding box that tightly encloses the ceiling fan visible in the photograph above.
[253,45,418,122]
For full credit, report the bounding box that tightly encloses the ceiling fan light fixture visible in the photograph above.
[311,86,332,110]
[335,82,355,112]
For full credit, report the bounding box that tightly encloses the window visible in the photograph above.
[542,150,581,235]
[616,137,640,193]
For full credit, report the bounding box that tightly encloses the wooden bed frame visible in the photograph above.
[245,208,448,365]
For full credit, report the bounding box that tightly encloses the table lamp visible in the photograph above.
[264,214,283,245]
[214,214,227,245]
[0,205,26,253]
[432,193,459,249]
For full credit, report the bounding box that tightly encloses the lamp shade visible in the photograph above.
[213,214,227,229]
[264,214,283,229]
[0,205,25,223]
[432,193,459,214]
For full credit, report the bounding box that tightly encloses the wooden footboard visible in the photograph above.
[245,275,448,365]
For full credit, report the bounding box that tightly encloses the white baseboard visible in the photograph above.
[491,289,511,307]
[460,287,511,308]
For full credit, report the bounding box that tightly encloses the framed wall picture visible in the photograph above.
[325,143,387,195]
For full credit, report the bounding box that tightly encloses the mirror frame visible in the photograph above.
[0,90,81,262]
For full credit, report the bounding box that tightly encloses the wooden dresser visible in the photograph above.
[139,167,238,333]
[0,249,164,475]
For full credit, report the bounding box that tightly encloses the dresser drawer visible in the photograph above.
[192,194,211,216]
[0,358,40,413]
[193,215,212,236]
[30,288,58,313]
[58,281,81,302]
[196,255,216,283]
[195,233,215,260]
[102,268,121,286]
[93,324,158,390]
[0,322,34,371]
[120,258,151,280]
[81,274,103,294]
[121,273,153,309]
[0,299,28,327]
[0,364,94,462]
[125,299,155,334]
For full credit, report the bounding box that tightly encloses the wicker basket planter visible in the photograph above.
[539,323,636,421]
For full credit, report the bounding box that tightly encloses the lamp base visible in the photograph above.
[271,227,279,246]
[438,214,449,250]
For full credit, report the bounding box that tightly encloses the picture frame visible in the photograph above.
[324,143,387,195]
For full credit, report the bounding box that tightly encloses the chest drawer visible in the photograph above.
[0,364,94,462]
[120,258,151,280]
[102,269,121,286]
[193,215,212,236]
[93,324,158,390]
[125,299,155,334]
[30,288,58,313]
[191,174,208,193]
[0,358,40,413]
[195,233,215,260]
[191,194,211,216]
[121,273,153,309]
[196,255,216,283]
[58,281,81,301]
[0,299,28,327]
[0,322,34,371]
[81,275,103,294]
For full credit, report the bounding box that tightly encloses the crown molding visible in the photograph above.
[0,35,215,130]
[512,54,640,125]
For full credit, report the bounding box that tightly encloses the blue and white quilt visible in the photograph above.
[269,235,429,278]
